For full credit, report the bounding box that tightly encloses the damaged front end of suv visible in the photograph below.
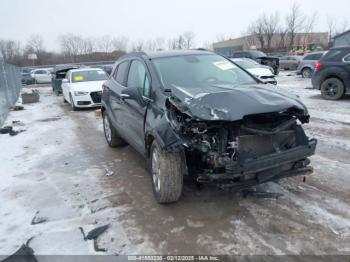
[165,85,317,190]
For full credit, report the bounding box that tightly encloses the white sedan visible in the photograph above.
[61,68,109,110]
[30,69,52,84]
[230,58,277,85]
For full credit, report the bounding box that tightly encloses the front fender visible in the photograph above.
[144,106,182,153]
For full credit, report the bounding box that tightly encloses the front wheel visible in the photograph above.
[102,111,126,147]
[321,78,345,100]
[150,140,183,204]
[69,94,78,111]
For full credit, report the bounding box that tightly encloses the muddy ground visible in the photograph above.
[0,72,349,256]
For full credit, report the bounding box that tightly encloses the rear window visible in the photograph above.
[304,53,323,60]
[322,49,350,62]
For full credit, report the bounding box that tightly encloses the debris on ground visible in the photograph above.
[85,225,110,240]
[9,129,26,136]
[12,120,25,126]
[1,244,37,262]
[105,168,114,177]
[79,225,110,252]
[0,126,13,134]
[11,105,24,111]
[21,90,40,104]
[31,211,48,225]
[95,109,102,117]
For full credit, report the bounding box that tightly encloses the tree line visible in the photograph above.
[0,31,197,67]
[243,2,348,52]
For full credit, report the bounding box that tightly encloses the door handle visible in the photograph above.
[120,94,130,100]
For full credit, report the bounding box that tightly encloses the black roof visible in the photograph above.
[120,50,214,60]
[333,30,350,39]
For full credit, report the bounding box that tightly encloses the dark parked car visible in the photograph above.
[312,46,350,100]
[230,50,280,75]
[21,72,34,85]
[279,56,303,70]
[297,52,325,78]
[52,64,79,95]
[98,64,114,75]
[102,50,316,203]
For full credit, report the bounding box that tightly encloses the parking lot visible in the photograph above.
[1,71,350,256]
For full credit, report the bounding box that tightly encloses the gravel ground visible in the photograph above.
[0,72,349,257]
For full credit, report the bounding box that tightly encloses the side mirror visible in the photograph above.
[62,79,69,84]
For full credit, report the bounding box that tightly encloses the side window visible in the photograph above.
[114,61,129,85]
[323,50,348,62]
[314,53,323,60]
[303,55,312,60]
[127,60,150,97]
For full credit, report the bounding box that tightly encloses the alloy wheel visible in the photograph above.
[152,148,161,193]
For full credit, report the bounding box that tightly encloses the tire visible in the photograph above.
[301,68,312,78]
[150,140,183,204]
[69,94,78,111]
[102,111,126,147]
[320,78,345,100]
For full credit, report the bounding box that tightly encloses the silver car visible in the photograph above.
[296,51,325,78]
[279,56,303,70]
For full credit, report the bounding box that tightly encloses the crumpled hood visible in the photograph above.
[169,84,309,122]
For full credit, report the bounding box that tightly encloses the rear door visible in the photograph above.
[119,59,151,154]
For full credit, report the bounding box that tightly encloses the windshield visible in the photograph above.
[72,70,108,83]
[152,54,257,89]
[232,59,259,69]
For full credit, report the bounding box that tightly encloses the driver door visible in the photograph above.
[120,59,151,154]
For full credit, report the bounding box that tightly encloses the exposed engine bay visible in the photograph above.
[166,96,317,189]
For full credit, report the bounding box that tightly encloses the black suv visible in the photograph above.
[101,50,316,203]
[312,46,350,100]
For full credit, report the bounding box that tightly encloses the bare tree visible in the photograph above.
[176,35,186,49]
[26,34,45,54]
[302,12,318,45]
[183,31,195,49]
[327,16,349,41]
[248,16,266,50]
[285,2,304,50]
[132,41,144,52]
[0,39,22,63]
[167,38,178,50]
[58,34,84,62]
[97,35,114,53]
[262,13,280,51]
[327,16,337,42]
[112,37,129,52]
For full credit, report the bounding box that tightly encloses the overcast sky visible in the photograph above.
[0,0,348,51]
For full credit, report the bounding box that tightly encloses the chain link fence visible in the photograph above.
[0,60,22,127]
